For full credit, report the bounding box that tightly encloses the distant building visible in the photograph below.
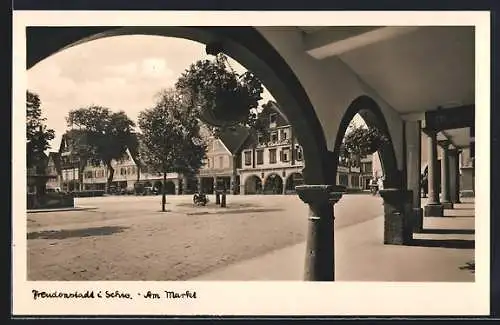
[51,108,380,195]
[238,103,304,194]
[45,152,62,191]
[197,125,250,194]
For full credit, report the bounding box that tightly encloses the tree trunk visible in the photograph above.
[136,166,140,182]
[106,162,114,194]
[162,172,167,212]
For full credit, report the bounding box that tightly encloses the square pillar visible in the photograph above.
[296,185,343,281]
[197,176,203,193]
[230,175,236,195]
[379,188,414,245]
[405,120,423,231]
[182,176,189,195]
[440,142,453,209]
[424,130,444,217]
[174,179,180,195]
[450,149,461,203]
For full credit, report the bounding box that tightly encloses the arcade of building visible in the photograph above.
[28,25,477,281]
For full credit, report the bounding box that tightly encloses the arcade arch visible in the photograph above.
[244,175,262,195]
[332,95,401,190]
[263,173,283,194]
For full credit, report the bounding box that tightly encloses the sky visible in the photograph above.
[27,35,363,151]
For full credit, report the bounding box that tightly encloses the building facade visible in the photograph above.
[52,108,379,195]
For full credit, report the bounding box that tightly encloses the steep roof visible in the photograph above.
[217,125,251,155]
[47,151,62,173]
[259,101,290,127]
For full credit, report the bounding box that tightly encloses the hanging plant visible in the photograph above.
[340,125,391,168]
[176,54,264,129]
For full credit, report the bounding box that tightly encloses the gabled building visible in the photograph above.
[198,125,251,194]
[58,130,87,192]
[238,102,305,194]
[45,152,62,190]
[238,102,379,194]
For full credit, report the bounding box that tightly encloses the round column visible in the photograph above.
[296,185,343,281]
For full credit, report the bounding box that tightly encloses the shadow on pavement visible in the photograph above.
[459,261,475,274]
[443,214,476,218]
[187,208,284,216]
[27,226,129,240]
[178,202,258,209]
[419,228,475,235]
[408,238,475,249]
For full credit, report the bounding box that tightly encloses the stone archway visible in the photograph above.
[27,26,340,282]
[285,172,304,194]
[263,173,283,194]
[332,95,400,189]
[244,175,262,195]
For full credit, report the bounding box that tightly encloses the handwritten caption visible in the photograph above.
[32,289,197,301]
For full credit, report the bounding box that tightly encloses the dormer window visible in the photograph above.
[269,113,277,127]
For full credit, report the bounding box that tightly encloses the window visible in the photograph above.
[270,131,278,143]
[257,134,265,145]
[280,129,288,141]
[256,150,264,165]
[120,167,127,175]
[281,147,290,162]
[85,171,93,179]
[351,175,360,188]
[339,174,348,186]
[296,146,303,161]
[270,113,277,126]
[244,151,252,166]
[364,162,372,173]
[269,149,277,164]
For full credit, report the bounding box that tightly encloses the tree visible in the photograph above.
[138,89,207,212]
[339,124,390,172]
[175,53,264,137]
[66,106,136,193]
[26,90,55,172]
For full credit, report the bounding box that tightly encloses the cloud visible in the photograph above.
[28,35,276,151]
[141,58,170,78]
[106,62,138,76]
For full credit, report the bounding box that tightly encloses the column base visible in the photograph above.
[412,208,423,233]
[442,201,454,209]
[380,189,413,246]
[384,212,412,245]
[424,204,444,217]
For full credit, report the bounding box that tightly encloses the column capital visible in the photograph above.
[438,140,451,149]
[296,185,344,205]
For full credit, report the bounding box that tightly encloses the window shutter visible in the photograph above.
[279,151,283,162]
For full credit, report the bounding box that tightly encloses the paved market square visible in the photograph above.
[27,194,475,282]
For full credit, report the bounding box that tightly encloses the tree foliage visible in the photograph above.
[66,105,136,191]
[138,89,207,175]
[138,89,207,211]
[26,90,55,171]
[175,53,264,135]
[339,124,390,169]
